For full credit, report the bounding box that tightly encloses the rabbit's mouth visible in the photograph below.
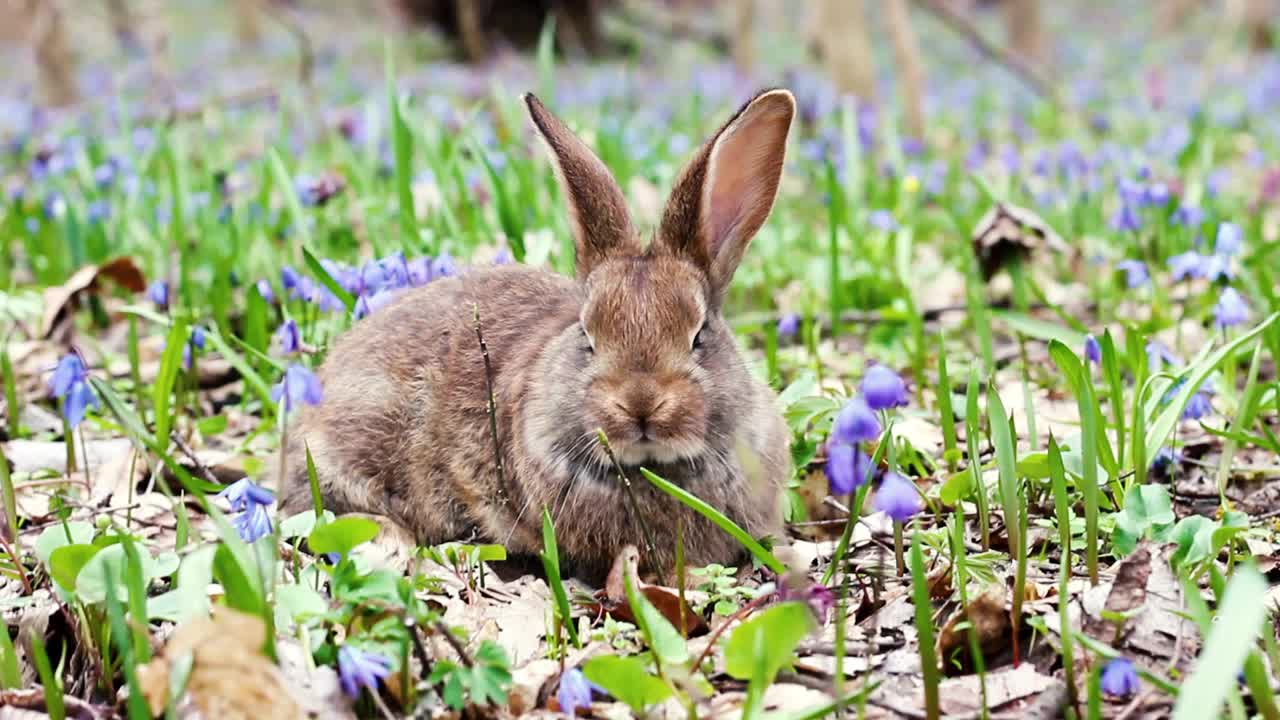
[610,439,700,466]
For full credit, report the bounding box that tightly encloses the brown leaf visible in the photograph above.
[936,585,1011,676]
[136,606,305,719]
[596,545,708,637]
[1083,542,1152,643]
[938,662,1058,716]
[0,687,108,719]
[40,257,146,339]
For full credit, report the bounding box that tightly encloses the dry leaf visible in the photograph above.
[135,606,305,719]
[938,662,1058,716]
[936,585,1011,676]
[597,545,708,637]
[40,257,146,339]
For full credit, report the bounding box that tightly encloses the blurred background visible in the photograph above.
[1,0,1275,127]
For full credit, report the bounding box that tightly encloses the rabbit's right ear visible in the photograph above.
[524,93,639,277]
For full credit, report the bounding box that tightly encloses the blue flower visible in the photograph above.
[353,290,397,320]
[1172,204,1203,227]
[271,364,323,411]
[432,253,457,278]
[1115,260,1149,289]
[776,313,800,340]
[217,478,275,512]
[190,327,206,349]
[146,280,169,309]
[231,502,273,542]
[1084,334,1101,364]
[557,668,606,716]
[1216,221,1243,256]
[49,354,99,429]
[1151,447,1181,474]
[1100,658,1140,697]
[407,257,433,286]
[337,646,392,698]
[281,266,302,292]
[873,472,922,523]
[832,397,881,445]
[825,442,873,496]
[861,365,909,410]
[868,210,897,232]
[1109,202,1141,232]
[1145,341,1179,372]
[256,279,275,302]
[276,320,301,354]
[1214,287,1248,328]
[1168,251,1207,282]
[1182,388,1213,420]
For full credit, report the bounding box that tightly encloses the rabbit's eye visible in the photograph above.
[579,325,594,354]
[692,321,709,351]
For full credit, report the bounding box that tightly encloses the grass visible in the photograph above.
[4,2,1280,718]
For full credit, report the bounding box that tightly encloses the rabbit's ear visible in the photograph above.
[657,89,794,299]
[524,93,639,277]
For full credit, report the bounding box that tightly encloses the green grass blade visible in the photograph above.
[540,508,581,648]
[911,531,941,720]
[1171,565,1267,720]
[153,316,190,447]
[30,633,65,720]
[301,245,355,312]
[640,468,785,575]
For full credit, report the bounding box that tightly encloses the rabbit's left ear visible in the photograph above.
[656,89,795,299]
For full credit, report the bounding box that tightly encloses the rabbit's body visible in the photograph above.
[279,89,797,582]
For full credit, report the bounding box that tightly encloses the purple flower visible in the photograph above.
[1151,447,1181,474]
[1172,204,1204,227]
[256,279,275,302]
[868,210,897,232]
[556,668,606,716]
[1182,390,1213,420]
[1100,658,1140,697]
[1168,251,1207,282]
[493,249,512,265]
[1145,340,1180,372]
[1084,334,1101,364]
[146,280,169,309]
[873,472,922,523]
[861,365,908,410]
[49,354,99,429]
[217,478,275,512]
[281,266,302,292]
[1216,221,1243,256]
[276,320,302,354]
[432,253,457,278]
[825,442,873,496]
[407,257,433,286]
[353,290,398,320]
[832,397,881,445]
[1115,260,1149,289]
[1214,287,1248,328]
[775,577,836,624]
[231,502,273,542]
[271,364,323,411]
[337,646,392,699]
[776,313,800,340]
[1109,202,1142,232]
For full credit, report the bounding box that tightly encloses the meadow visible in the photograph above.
[3,2,1280,718]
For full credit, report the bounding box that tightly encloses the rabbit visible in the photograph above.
[277,88,796,583]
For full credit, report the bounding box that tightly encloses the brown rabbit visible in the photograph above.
[278,89,795,583]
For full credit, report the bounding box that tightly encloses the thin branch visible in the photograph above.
[433,620,473,668]
[472,305,509,507]
[913,0,1058,104]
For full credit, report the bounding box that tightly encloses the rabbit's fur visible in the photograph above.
[279,89,795,582]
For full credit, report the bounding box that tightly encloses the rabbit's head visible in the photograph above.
[523,89,794,470]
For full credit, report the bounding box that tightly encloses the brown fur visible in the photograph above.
[278,89,797,583]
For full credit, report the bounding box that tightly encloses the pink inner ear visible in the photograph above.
[700,94,793,281]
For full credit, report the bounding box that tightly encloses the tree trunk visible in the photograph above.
[1003,0,1045,67]
[1157,0,1201,34]
[27,0,78,107]
[886,0,925,139]
[730,0,755,73]
[812,0,875,101]
[236,0,264,46]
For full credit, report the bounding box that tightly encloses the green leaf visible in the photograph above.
[274,583,328,628]
[582,655,672,713]
[307,516,381,558]
[623,568,688,666]
[1112,484,1175,556]
[1171,565,1268,720]
[992,310,1087,349]
[213,543,266,618]
[153,316,190,447]
[724,601,815,682]
[540,508,581,648]
[1146,313,1279,463]
[641,469,785,575]
[148,545,217,623]
[76,544,157,604]
[35,521,94,565]
[48,544,100,594]
[302,245,356,313]
[279,509,336,540]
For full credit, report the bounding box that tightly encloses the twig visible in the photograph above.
[434,620,473,668]
[913,0,1058,104]
[472,306,509,507]
[0,531,32,595]
[169,431,220,485]
[595,430,666,586]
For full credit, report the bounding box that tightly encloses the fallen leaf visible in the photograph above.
[135,606,305,719]
[40,257,146,340]
[0,686,109,719]
[938,662,1058,715]
[936,585,1011,676]
[595,545,708,637]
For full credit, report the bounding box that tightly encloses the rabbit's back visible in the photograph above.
[278,264,579,545]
